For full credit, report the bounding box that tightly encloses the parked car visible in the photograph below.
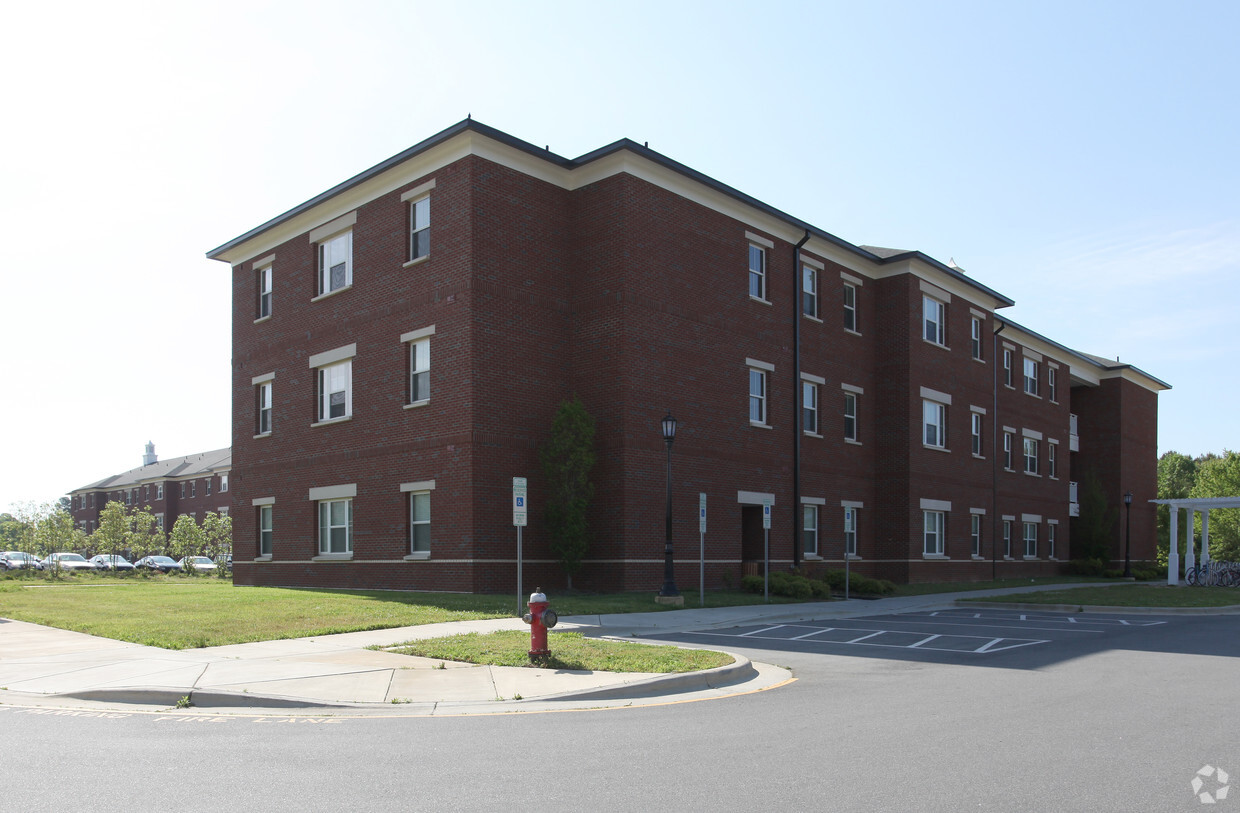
[134,555,181,573]
[177,556,218,574]
[1,551,43,570]
[43,552,96,572]
[89,554,136,572]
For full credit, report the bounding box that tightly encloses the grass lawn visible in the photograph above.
[380,630,734,672]
[960,583,1240,608]
[891,576,1104,597]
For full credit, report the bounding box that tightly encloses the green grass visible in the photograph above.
[891,576,1104,597]
[960,584,1240,608]
[381,629,734,672]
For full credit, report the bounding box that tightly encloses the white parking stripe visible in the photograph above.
[739,626,783,637]
[846,631,885,643]
[908,634,942,648]
[791,627,831,640]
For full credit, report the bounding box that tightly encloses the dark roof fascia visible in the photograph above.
[997,316,1171,391]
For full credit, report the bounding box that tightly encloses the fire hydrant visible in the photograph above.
[521,590,558,659]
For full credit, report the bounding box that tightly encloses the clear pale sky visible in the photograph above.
[3,0,1237,513]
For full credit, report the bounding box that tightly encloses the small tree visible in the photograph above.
[168,515,205,572]
[1073,470,1117,562]
[201,512,233,576]
[94,501,131,561]
[539,396,597,590]
[128,506,165,562]
[1191,450,1240,562]
[28,504,85,575]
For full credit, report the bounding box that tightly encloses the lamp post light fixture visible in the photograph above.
[659,411,680,600]
[1123,491,1133,577]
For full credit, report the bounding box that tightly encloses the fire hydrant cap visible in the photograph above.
[529,592,547,603]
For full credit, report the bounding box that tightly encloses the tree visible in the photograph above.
[201,512,233,576]
[1191,450,1240,562]
[128,506,166,562]
[539,396,597,590]
[168,515,205,572]
[0,512,27,550]
[1156,451,1198,563]
[93,501,131,561]
[1072,470,1117,562]
[28,504,85,574]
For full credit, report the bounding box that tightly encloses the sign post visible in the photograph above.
[698,493,707,607]
[762,497,772,603]
[513,477,528,615]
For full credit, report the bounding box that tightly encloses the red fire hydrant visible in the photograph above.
[521,590,558,659]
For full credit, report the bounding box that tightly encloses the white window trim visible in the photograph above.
[309,484,357,501]
[748,359,773,427]
[308,343,357,369]
[401,480,436,560]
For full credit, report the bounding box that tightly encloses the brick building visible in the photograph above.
[207,119,1167,592]
[69,443,232,535]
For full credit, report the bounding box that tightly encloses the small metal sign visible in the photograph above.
[762,497,772,529]
[699,492,707,534]
[513,477,528,527]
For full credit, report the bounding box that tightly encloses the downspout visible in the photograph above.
[792,230,811,569]
[992,318,1007,580]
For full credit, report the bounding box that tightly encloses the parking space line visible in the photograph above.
[908,634,942,649]
[739,626,783,637]
[791,628,832,640]
[857,617,1103,634]
[691,627,1049,655]
[846,631,884,644]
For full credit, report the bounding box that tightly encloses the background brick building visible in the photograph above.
[207,119,1167,592]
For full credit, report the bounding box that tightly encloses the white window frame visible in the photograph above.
[803,504,819,557]
[970,316,982,360]
[748,243,766,301]
[747,359,773,426]
[156,485,162,501]
[257,264,273,320]
[971,512,982,557]
[923,510,945,555]
[317,230,353,296]
[316,496,353,556]
[220,474,229,493]
[844,391,858,442]
[802,263,818,318]
[1024,437,1040,475]
[317,361,352,422]
[1048,366,1058,403]
[843,283,857,333]
[1024,522,1038,558]
[802,381,818,435]
[923,400,947,448]
[1003,348,1014,388]
[923,296,946,346]
[409,195,431,262]
[409,338,430,405]
[191,480,196,498]
[1048,521,1058,559]
[258,503,273,558]
[206,478,212,496]
[1003,431,1013,470]
[1003,519,1013,558]
[401,480,436,559]
[971,412,983,456]
[1024,357,1040,396]
[1048,441,1058,479]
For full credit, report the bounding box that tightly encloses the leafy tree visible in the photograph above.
[168,515,205,572]
[539,396,597,590]
[1191,450,1240,562]
[1072,470,1117,562]
[201,512,233,576]
[29,504,85,574]
[93,501,131,561]
[0,512,27,550]
[1156,451,1198,564]
[128,506,166,562]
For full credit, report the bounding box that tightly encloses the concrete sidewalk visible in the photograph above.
[0,582,1196,715]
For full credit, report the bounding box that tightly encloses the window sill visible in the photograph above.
[1023,555,1039,561]
[802,313,822,324]
[845,438,862,446]
[312,553,354,562]
[1023,471,1042,478]
[922,553,949,560]
[255,555,272,562]
[972,453,985,460]
[803,553,822,561]
[972,356,985,364]
[846,553,862,561]
[253,315,271,325]
[254,432,272,440]
[402,254,430,269]
[311,416,353,428]
[923,444,950,453]
[311,285,352,303]
[803,431,822,438]
[749,295,772,306]
[750,421,773,430]
[923,339,951,352]
[1003,467,1015,473]
[404,399,430,410]
[1025,391,1042,400]
[1003,556,1015,561]
[404,551,431,560]
[971,555,986,561]
[844,328,862,338]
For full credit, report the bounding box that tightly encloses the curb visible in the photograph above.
[958,600,1240,615]
[522,652,758,703]
[53,687,346,709]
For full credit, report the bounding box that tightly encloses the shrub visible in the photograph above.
[1132,566,1163,581]
[820,569,896,596]
[770,571,814,600]
[740,574,765,594]
[1103,569,1124,579]
[1065,558,1107,577]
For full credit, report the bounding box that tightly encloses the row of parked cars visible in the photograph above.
[0,551,224,573]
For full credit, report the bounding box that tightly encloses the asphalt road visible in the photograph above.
[3,609,1236,812]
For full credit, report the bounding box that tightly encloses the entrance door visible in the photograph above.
[741,505,764,576]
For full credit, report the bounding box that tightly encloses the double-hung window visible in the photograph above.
[971,513,982,556]
[155,485,162,501]
[409,339,430,404]
[1003,431,1014,469]
[257,264,273,319]
[971,316,983,360]
[1003,519,1013,558]
[802,382,818,434]
[1024,437,1040,474]
[191,481,196,498]
[1024,522,1038,557]
[971,412,983,456]
[844,505,858,556]
[803,505,818,556]
[409,196,430,261]
[401,480,435,557]
[206,478,212,496]
[1048,442,1058,478]
[748,244,766,300]
[748,359,772,425]
[254,374,274,435]
[1003,348,1013,387]
[318,499,352,554]
[1048,366,1058,402]
[923,400,947,448]
[923,511,945,555]
[844,390,859,442]
[923,296,946,345]
[1024,357,1040,396]
[310,344,356,423]
[257,502,273,557]
[843,283,858,333]
[317,231,352,295]
[220,474,229,493]
[802,263,818,318]
[1048,522,1057,558]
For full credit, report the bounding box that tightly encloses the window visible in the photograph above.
[923,511,945,555]
[749,368,767,424]
[1024,522,1038,557]
[971,412,983,456]
[155,514,164,530]
[190,481,196,498]
[410,492,431,554]
[923,400,946,448]
[206,478,212,496]
[318,498,353,554]
[258,505,273,557]
[843,284,857,332]
[1003,431,1013,469]
[1024,437,1040,474]
[971,316,983,360]
[802,264,818,318]
[257,265,272,319]
[221,474,229,493]
[971,514,982,556]
[844,392,858,442]
[317,230,352,295]
[257,381,273,434]
[143,485,149,501]
[1048,443,1058,478]
[1003,520,1013,558]
[844,506,858,556]
[803,505,818,556]
[1048,523,1057,558]
[1003,349,1013,387]
[409,338,430,404]
[409,196,430,261]
[1024,358,1040,396]
[748,244,766,300]
[89,494,94,508]
[923,296,945,345]
[802,382,818,434]
[1048,367,1058,402]
[156,485,162,501]
[317,361,352,421]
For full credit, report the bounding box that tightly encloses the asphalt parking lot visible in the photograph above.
[659,608,1178,669]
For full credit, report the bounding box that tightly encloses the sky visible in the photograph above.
[2,0,1237,514]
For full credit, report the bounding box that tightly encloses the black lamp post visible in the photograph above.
[1123,491,1133,577]
[659,411,680,598]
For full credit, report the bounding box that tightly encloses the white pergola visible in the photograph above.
[1152,497,1240,585]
